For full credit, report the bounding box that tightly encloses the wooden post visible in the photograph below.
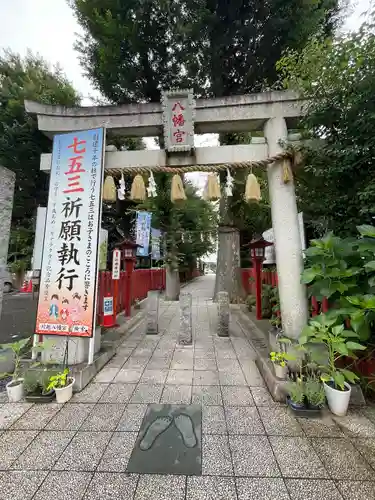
[124,259,134,317]
[254,259,262,320]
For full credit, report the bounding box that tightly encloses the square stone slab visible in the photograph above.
[127,403,202,475]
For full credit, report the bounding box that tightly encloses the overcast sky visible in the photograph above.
[0,0,371,106]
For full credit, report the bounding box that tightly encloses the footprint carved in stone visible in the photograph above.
[139,416,173,451]
[174,414,197,448]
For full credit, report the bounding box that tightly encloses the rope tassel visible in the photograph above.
[206,173,221,201]
[282,159,293,184]
[130,174,146,202]
[245,173,261,202]
[171,174,186,202]
[103,175,116,202]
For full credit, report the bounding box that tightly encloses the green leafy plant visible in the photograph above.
[261,284,274,318]
[286,379,305,404]
[270,286,282,329]
[23,369,56,395]
[10,259,28,275]
[269,351,293,367]
[301,225,375,341]
[246,294,256,312]
[0,338,33,383]
[23,371,39,394]
[304,376,325,407]
[300,314,366,390]
[46,368,71,391]
[0,339,51,387]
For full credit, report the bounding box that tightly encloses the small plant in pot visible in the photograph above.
[286,378,305,410]
[46,368,74,403]
[0,338,32,402]
[1,338,50,402]
[269,351,292,379]
[24,370,56,403]
[305,376,326,410]
[300,313,366,416]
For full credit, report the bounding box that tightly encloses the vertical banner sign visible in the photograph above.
[151,228,161,260]
[112,249,121,280]
[135,211,152,257]
[35,128,105,337]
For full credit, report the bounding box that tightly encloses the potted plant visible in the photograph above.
[46,368,74,403]
[24,370,55,403]
[305,376,325,410]
[269,351,291,379]
[0,338,31,402]
[286,378,305,410]
[1,338,50,402]
[300,313,366,416]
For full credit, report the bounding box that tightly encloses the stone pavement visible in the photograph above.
[1,275,375,499]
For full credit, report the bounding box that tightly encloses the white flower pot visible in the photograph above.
[324,381,351,416]
[6,378,24,402]
[274,363,288,379]
[54,378,74,404]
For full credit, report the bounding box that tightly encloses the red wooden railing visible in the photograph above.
[241,268,329,318]
[97,269,166,321]
[97,267,201,322]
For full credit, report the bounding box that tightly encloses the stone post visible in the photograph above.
[264,117,308,339]
[0,167,15,319]
[146,290,159,335]
[217,291,229,337]
[179,292,192,345]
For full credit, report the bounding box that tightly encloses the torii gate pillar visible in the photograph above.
[264,117,308,339]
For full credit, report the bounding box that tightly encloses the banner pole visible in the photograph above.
[88,125,107,365]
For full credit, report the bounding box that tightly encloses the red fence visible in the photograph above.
[241,268,278,295]
[97,269,166,321]
[241,268,329,318]
[97,267,201,322]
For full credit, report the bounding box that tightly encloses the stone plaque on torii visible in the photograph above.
[161,89,195,153]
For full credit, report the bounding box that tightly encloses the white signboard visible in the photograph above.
[103,296,113,316]
[112,249,121,280]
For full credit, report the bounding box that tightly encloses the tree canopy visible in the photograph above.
[278,13,375,237]
[71,0,341,102]
[71,0,343,297]
[0,50,80,265]
[139,176,217,271]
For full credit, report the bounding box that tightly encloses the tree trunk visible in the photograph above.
[165,261,180,300]
[214,225,243,302]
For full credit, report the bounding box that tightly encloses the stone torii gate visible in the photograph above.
[25,89,308,342]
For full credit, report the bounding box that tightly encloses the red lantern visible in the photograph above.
[247,236,273,320]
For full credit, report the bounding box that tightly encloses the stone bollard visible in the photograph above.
[179,292,192,345]
[217,291,230,337]
[146,290,160,335]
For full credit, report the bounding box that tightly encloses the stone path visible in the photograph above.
[1,275,375,499]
